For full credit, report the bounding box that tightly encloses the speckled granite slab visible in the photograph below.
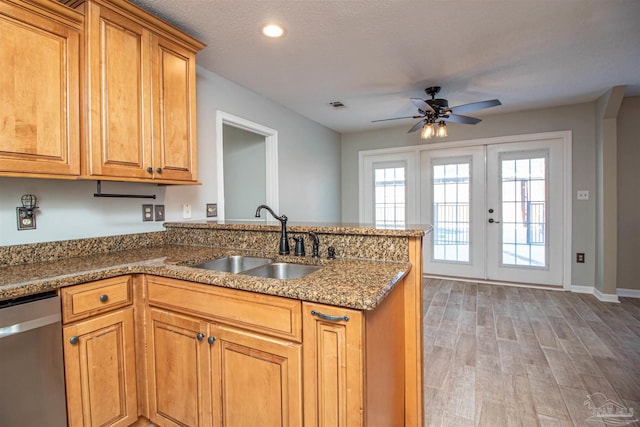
[0,222,429,309]
[0,245,410,310]
[164,221,430,262]
[0,232,165,267]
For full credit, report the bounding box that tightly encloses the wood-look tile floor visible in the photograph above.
[423,278,640,427]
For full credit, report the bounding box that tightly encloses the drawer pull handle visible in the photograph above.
[196,333,205,341]
[69,336,79,345]
[208,336,216,345]
[99,294,109,303]
[311,310,349,322]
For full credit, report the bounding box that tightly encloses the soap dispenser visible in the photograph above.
[292,237,305,256]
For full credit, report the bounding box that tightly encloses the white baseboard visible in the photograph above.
[424,275,639,301]
[592,287,620,303]
[618,288,640,298]
[570,285,595,294]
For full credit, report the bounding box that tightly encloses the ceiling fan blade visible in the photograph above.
[448,99,501,114]
[410,98,435,113]
[372,115,424,123]
[441,114,482,125]
[408,119,427,133]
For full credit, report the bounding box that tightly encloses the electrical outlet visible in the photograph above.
[576,252,585,263]
[154,205,165,221]
[206,203,217,218]
[16,207,37,230]
[577,190,589,200]
[182,203,192,219]
[142,204,154,222]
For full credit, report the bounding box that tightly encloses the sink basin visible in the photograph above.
[241,262,322,280]
[191,256,273,273]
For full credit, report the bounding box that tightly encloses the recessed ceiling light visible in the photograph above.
[261,23,285,38]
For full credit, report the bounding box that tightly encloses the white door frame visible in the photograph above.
[215,111,279,221]
[359,131,572,289]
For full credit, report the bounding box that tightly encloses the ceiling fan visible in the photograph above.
[373,86,502,135]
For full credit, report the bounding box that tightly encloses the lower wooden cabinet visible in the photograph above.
[62,306,138,426]
[302,302,364,427]
[146,306,303,427]
[61,274,408,426]
[211,324,302,427]
[146,308,209,427]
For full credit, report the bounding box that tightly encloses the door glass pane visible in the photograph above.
[374,165,405,228]
[432,160,470,263]
[500,155,546,267]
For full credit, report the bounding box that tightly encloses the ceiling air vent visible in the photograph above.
[329,101,345,108]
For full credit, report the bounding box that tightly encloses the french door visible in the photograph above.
[421,139,565,286]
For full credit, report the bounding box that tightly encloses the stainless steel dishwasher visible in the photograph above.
[0,291,68,426]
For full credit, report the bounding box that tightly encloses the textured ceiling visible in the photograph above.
[130,0,640,133]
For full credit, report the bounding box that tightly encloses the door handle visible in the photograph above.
[488,218,501,224]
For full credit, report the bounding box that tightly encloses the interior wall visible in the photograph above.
[163,66,342,224]
[0,179,165,245]
[341,102,597,288]
[617,96,640,291]
[0,66,341,246]
[222,124,266,220]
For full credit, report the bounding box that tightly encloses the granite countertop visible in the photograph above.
[0,245,411,310]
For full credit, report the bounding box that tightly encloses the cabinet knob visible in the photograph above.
[156,167,163,174]
[146,167,153,173]
[311,310,349,322]
[69,336,79,345]
[99,294,109,303]
[208,336,216,345]
[196,333,205,341]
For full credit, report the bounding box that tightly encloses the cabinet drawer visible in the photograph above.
[146,276,302,342]
[61,276,133,323]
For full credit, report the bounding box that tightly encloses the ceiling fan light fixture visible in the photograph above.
[437,121,448,137]
[421,122,435,139]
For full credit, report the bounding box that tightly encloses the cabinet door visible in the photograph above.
[151,34,197,182]
[0,1,80,177]
[210,324,302,427]
[63,307,138,427]
[85,1,153,180]
[302,302,364,427]
[147,308,210,427]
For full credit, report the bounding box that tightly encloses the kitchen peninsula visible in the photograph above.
[0,221,429,427]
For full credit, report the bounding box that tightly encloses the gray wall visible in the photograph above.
[341,102,597,288]
[0,66,341,246]
[617,96,640,291]
[163,67,342,224]
[223,124,266,220]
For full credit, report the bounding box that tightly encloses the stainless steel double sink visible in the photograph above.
[191,255,321,280]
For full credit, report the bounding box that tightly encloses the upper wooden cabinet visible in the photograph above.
[0,0,82,178]
[67,0,205,183]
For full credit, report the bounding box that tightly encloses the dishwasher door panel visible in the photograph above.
[0,295,67,426]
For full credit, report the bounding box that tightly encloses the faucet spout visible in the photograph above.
[255,204,290,255]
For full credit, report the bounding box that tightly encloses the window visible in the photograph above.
[374,163,406,228]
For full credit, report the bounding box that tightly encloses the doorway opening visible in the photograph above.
[215,111,278,221]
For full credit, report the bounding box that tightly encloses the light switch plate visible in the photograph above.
[206,203,217,218]
[154,205,165,221]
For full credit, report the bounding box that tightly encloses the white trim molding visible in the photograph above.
[593,287,620,303]
[617,288,640,299]
[215,111,278,221]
